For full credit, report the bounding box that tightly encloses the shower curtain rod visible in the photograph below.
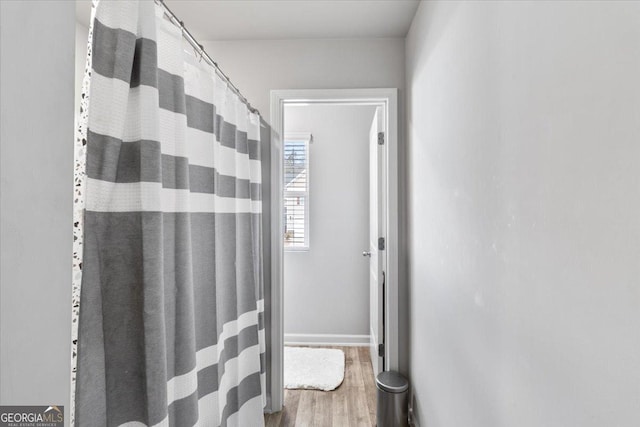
[154,0,260,116]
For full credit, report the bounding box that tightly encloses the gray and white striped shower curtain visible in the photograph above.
[75,1,266,426]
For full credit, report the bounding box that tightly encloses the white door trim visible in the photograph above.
[268,88,399,413]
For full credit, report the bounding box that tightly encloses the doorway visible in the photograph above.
[269,89,399,414]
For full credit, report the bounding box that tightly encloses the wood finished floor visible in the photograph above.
[264,346,377,427]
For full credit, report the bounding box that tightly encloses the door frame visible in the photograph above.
[268,88,399,413]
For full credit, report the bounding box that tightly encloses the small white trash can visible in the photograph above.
[376,371,409,427]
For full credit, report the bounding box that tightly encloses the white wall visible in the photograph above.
[0,1,75,424]
[284,104,375,341]
[202,38,405,122]
[406,2,640,426]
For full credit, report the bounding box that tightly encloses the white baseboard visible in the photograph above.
[284,333,370,347]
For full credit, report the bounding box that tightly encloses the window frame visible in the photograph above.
[283,132,312,251]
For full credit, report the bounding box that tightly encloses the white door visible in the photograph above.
[368,107,386,375]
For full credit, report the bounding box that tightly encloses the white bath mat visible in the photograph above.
[284,347,345,391]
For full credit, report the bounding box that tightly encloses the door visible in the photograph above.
[368,106,386,374]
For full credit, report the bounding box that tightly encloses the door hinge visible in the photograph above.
[378,343,385,357]
[378,237,385,250]
[378,131,385,145]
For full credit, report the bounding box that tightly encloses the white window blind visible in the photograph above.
[284,133,311,249]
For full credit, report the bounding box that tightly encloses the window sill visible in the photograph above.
[284,247,310,252]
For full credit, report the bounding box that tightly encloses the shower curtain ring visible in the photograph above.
[197,43,204,63]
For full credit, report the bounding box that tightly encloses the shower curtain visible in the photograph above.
[75,1,266,426]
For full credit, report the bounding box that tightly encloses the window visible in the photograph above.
[283,133,311,250]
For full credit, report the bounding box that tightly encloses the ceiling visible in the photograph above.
[76,0,420,40]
